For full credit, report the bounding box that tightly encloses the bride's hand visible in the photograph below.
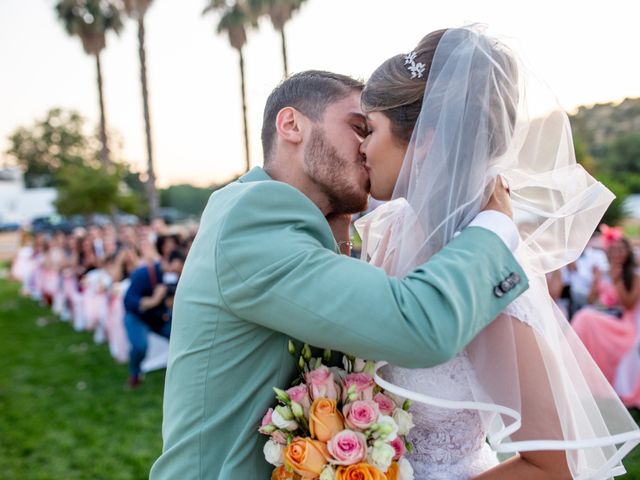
[483,175,512,219]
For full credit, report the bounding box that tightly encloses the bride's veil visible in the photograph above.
[355,25,640,479]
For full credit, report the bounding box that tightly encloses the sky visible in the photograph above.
[1,0,639,187]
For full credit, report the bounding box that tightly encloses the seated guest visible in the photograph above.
[123,248,185,388]
[573,226,640,384]
[565,236,609,318]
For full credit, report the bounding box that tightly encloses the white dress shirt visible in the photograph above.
[465,210,520,252]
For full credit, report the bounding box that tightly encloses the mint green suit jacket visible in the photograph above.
[149,167,528,480]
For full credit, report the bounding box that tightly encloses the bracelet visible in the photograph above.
[337,240,353,249]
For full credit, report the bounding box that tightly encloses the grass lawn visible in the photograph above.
[0,276,165,480]
[2,273,640,479]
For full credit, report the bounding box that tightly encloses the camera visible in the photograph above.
[162,271,179,312]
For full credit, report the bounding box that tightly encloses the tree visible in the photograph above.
[248,0,307,77]
[121,0,159,218]
[603,133,640,176]
[6,108,148,216]
[204,1,254,173]
[6,109,96,187]
[160,184,213,216]
[593,173,630,226]
[159,175,240,217]
[55,162,142,217]
[55,0,123,166]
[573,136,597,174]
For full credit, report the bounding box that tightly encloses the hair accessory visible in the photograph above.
[600,223,624,248]
[404,51,426,79]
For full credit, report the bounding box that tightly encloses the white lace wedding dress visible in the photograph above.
[382,299,538,478]
[385,351,498,479]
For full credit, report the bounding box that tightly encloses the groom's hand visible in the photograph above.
[483,176,512,219]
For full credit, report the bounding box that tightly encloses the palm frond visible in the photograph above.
[216,4,249,50]
[202,0,230,16]
[55,0,123,54]
[250,0,308,31]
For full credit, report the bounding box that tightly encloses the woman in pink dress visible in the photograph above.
[572,231,640,385]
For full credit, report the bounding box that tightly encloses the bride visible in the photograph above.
[355,26,640,479]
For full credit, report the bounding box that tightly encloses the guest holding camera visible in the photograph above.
[123,246,185,388]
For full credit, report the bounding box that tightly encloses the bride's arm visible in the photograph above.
[472,451,570,480]
[612,272,640,310]
[471,317,571,480]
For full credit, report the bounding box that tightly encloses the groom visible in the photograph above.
[150,71,527,479]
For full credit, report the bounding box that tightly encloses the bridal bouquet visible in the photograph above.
[259,342,415,480]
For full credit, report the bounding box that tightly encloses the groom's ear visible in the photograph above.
[275,107,305,146]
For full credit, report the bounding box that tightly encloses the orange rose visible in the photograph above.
[385,462,399,480]
[336,463,388,480]
[284,438,329,478]
[271,465,302,480]
[309,398,345,442]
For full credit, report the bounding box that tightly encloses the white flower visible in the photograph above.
[366,443,395,472]
[275,405,294,419]
[392,408,414,436]
[375,414,398,442]
[342,355,351,371]
[272,408,299,431]
[290,401,304,419]
[353,358,367,372]
[398,457,414,480]
[263,439,284,467]
[319,464,337,480]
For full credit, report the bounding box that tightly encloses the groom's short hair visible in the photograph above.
[261,70,364,163]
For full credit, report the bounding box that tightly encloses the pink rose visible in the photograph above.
[259,408,275,434]
[342,373,375,402]
[271,430,288,445]
[261,408,273,426]
[305,366,340,400]
[389,436,406,460]
[343,400,379,431]
[287,384,312,415]
[374,393,397,416]
[327,430,367,465]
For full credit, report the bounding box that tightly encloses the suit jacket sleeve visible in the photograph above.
[216,181,528,368]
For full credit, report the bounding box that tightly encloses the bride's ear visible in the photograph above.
[275,107,305,146]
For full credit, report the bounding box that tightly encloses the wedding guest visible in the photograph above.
[10,230,33,284]
[565,235,609,318]
[156,234,180,263]
[77,235,100,278]
[572,227,640,384]
[123,247,184,388]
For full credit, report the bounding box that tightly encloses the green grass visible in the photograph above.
[623,409,640,479]
[0,276,165,480]
[2,271,640,479]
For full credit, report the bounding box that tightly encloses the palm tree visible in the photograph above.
[248,0,307,77]
[55,0,123,166]
[203,1,255,173]
[122,0,159,218]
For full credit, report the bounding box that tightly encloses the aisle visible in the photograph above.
[0,278,164,480]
